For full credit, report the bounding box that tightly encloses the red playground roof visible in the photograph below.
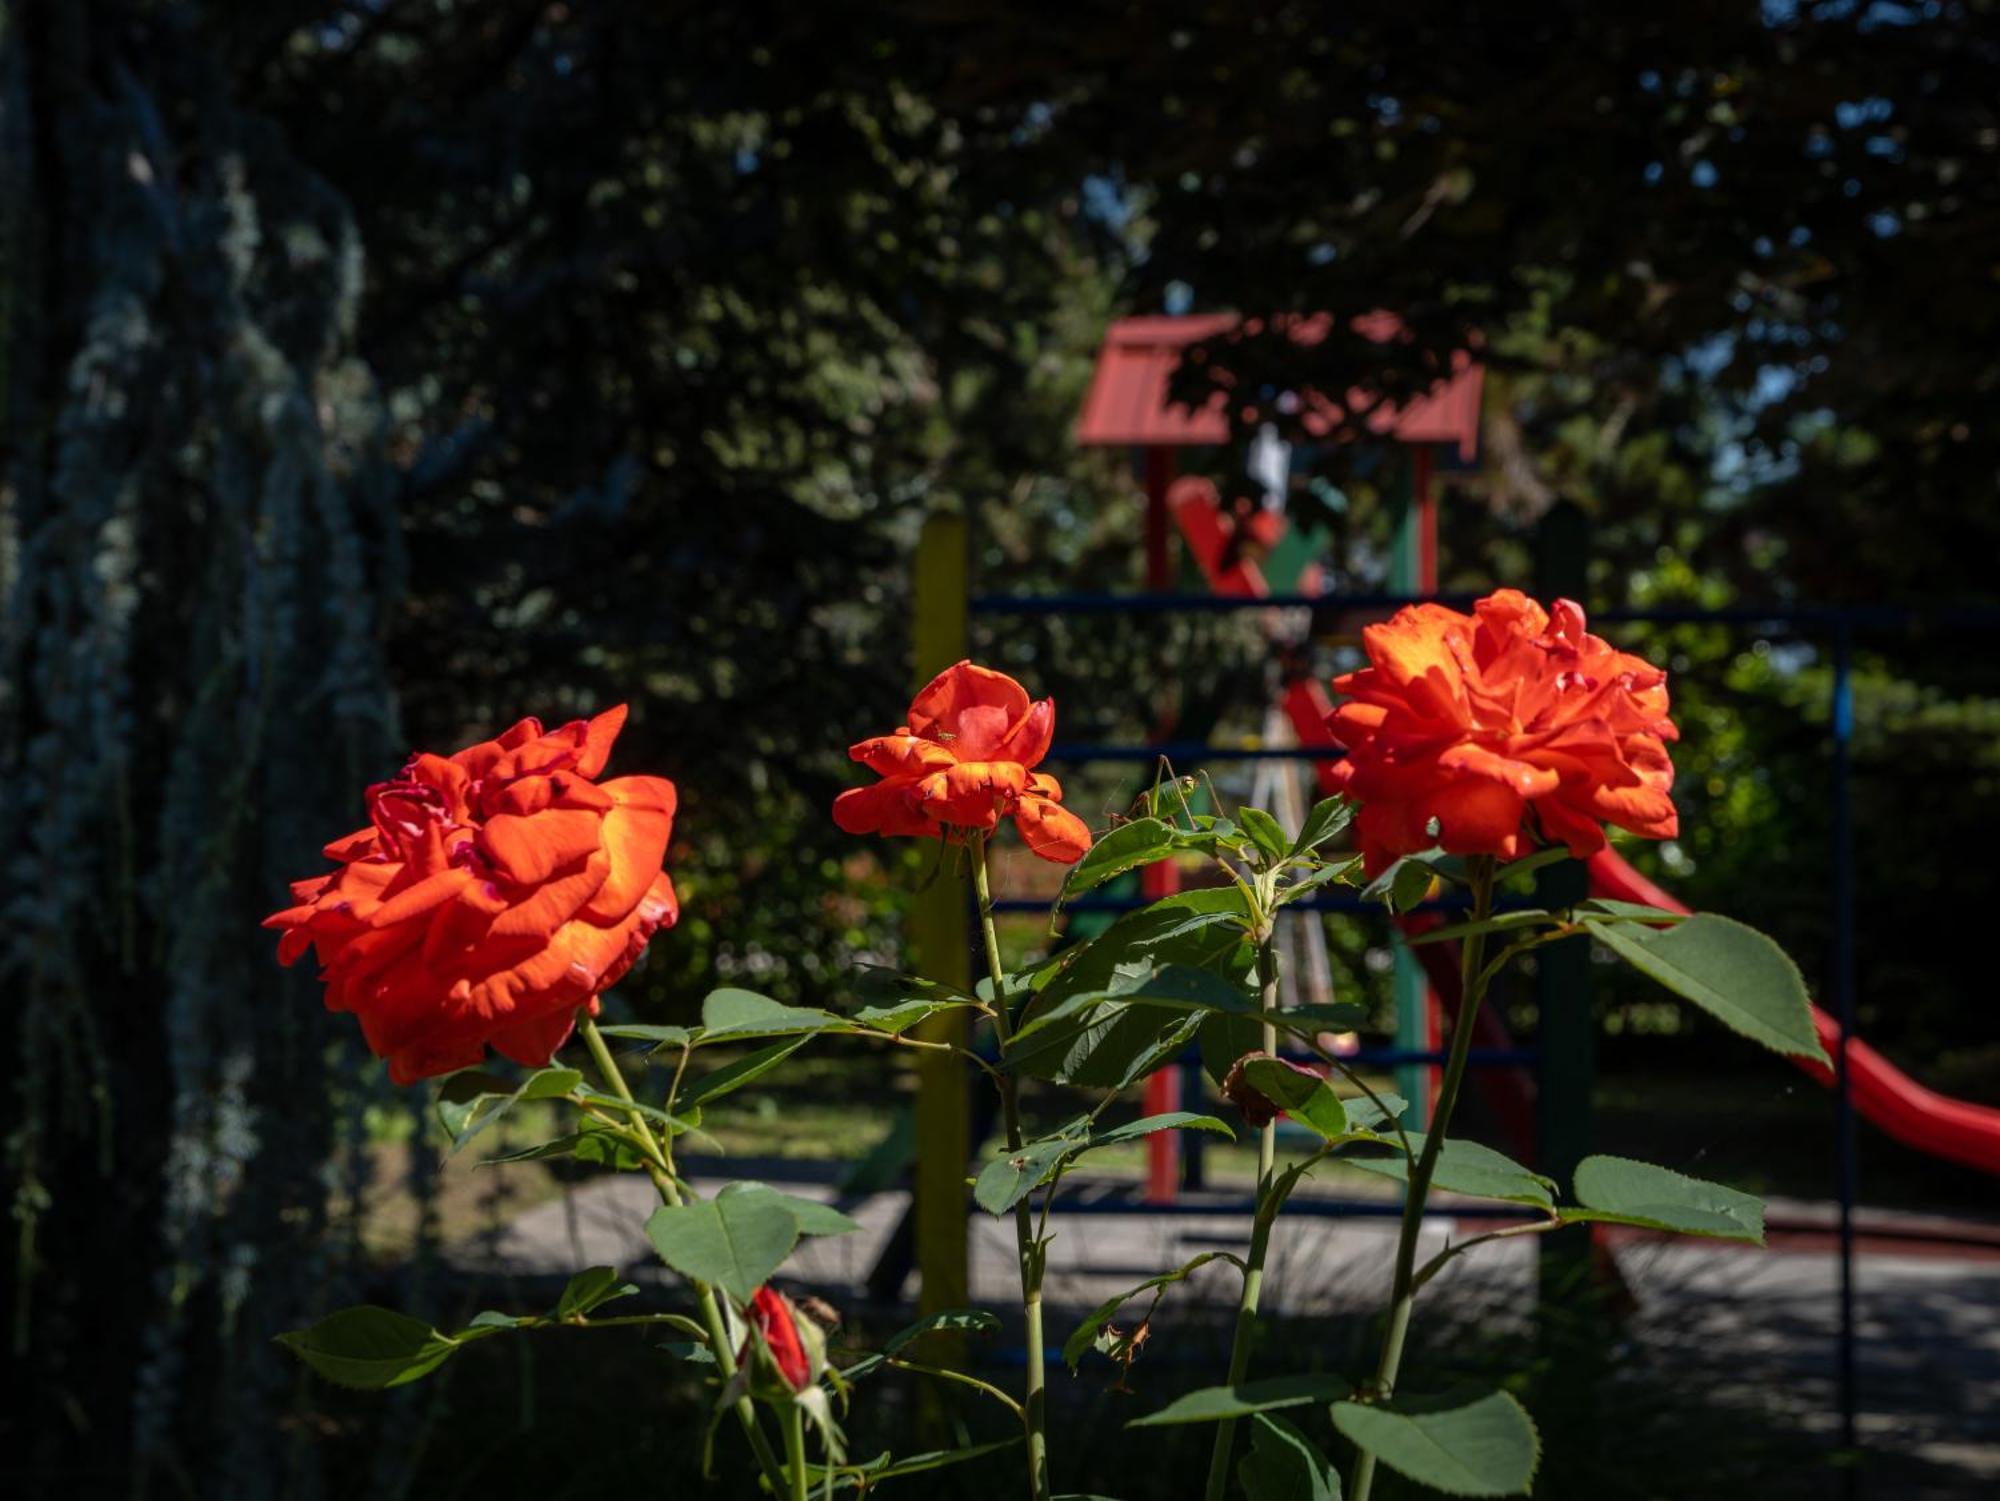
[1074,312,1483,461]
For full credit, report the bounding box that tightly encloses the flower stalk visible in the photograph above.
[1347,856,1497,1501]
[783,1401,810,1501]
[1203,909,1283,1500]
[576,1014,789,1493]
[969,831,1053,1501]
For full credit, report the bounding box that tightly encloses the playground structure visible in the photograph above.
[880,309,2000,1466]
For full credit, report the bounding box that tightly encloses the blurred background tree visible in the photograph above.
[2,1,1995,1495]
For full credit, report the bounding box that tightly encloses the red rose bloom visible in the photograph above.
[1327,590,1678,874]
[263,706,677,1084]
[744,1287,812,1392]
[832,660,1092,864]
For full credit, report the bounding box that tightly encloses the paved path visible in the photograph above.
[458,1168,2000,1492]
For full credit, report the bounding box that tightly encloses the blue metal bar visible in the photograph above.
[970,591,2000,630]
[1831,624,1861,1483]
[993,892,1534,916]
[1047,1196,1533,1220]
[1047,741,1343,763]
[971,590,1461,616]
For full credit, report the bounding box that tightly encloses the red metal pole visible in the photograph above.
[1141,447,1183,1203]
[1413,445,1438,592]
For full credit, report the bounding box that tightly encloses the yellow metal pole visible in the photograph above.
[910,512,971,1325]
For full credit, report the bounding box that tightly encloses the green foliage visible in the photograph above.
[437,1067,586,1154]
[1239,1414,1344,1501]
[1239,1059,1349,1141]
[1347,1137,1557,1209]
[677,1038,811,1109]
[643,1186,807,1302]
[843,1308,1005,1382]
[974,1112,1232,1216]
[1586,913,1828,1064]
[1330,1392,1539,1497]
[553,1267,641,1321]
[1129,1375,1352,1428]
[1567,1155,1765,1244]
[277,1308,460,1392]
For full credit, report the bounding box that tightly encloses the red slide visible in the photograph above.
[1174,502,2000,1182]
[1280,676,2000,1180]
[1588,849,2000,1178]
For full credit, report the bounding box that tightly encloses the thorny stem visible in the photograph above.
[575,1014,788,1493]
[784,1401,810,1501]
[1347,856,1498,1501]
[1204,912,1283,1501]
[970,832,1053,1501]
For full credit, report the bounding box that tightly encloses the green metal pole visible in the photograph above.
[1386,452,1432,1127]
[910,513,971,1329]
[1532,498,1602,1485]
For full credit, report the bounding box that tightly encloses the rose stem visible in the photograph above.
[1347,855,1497,1501]
[970,831,1053,1501]
[576,1012,788,1492]
[1203,914,1282,1500]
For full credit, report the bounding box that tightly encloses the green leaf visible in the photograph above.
[841,1309,1004,1381]
[803,1438,1024,1491]
[1342,1091,1410,1134]
[1060,817,1178,902]
[1277,856,1366,905]
[595,1023,696,1048]
[1291,797,1354,856]
[1362,856,1441,914]
[1240,1058,1348,1140]
[850,997,978,1035]
[1198,1007,1264,1085]
[436,1066,584,1154]
[644,1190,800,1301]
[974,1114,1231,1217]
[1063,1251,1244,1370]
[678,1037,809,1109]
[974,1129,1087,1216]
[1347,1136,1555,1208]
[718,1180,863,1238]
[854,965,974,1004]
[276,1307,459,1390]
[659,1340,716,1365]
[1238,806,1291,864]
[883,1307,1002,1357]
[1013,963,1253,1043]
[1566,1155,1764,1243]
[1330,1391,1539,1497]
[1174,815,1253,859]
[462,1310,525,1332]
[1092,1111,1235,1149]
[1240,1412,1343,1501]
[1584,913,1827,1063]
[482,1120,648,1170]
[1494,845,1572,883]
[1407,910,1553,946]
[570,1087,704,1137]
[1574,898,1687,924]
[1130,1374,1351,1427]
[553,1266,639,1320]
[700,987,856,1039]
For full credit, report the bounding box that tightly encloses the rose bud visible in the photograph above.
[741,1286,821,1393]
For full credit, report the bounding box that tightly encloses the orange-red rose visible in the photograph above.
[1327,590,1678,874]
[264,706,677,1084]
[832,661,1092,864]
